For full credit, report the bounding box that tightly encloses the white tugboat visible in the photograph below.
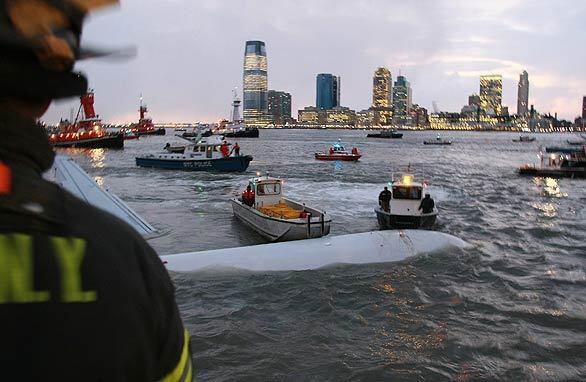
[375,172,437,229]
[231,174,331,242]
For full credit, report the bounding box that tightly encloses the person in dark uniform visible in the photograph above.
[378,186,392,212]
[0,1,192,381]
[419,193,435,214]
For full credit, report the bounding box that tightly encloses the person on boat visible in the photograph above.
[242,184,255,206]
[419,194,435,214]
[351,147,359,155]
[220,141,230,157]
[0,1,191,380]
[379,186,392,212]
[329,147,334,155]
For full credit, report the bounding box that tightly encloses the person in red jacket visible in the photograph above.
[242,184,255,206]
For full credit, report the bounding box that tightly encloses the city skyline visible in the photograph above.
[44,0,586,123]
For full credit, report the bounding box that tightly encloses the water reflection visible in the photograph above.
[93,176,104,188]
[531,202,558,218]
[88,148,106,169]
[532,177,567,198]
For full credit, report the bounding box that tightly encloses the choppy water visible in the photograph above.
[62,129,586,381]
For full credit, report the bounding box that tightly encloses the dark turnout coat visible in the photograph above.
[0,112,191,381]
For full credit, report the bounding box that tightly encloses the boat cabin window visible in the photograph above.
[257,182,281,196]
[198,146,205,152]
[392,186,422,200]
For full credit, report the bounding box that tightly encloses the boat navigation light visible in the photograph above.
[402,174,413,186]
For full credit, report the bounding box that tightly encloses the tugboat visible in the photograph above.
[129,96,165,136]
[374,171,437,229]
[136,135,252,172]
[120,128,139,140]
[367,128,403,139]
[424,135,452,145]
[215,91,259,138]
[519,147,586,178]
[315,139,361,161]
[512,135,536,142]
[48,91,124,149]
[231,174,331,241]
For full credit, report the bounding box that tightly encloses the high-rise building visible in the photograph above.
[392,75,412,118]
[267,90,292,126]
[517,71,529,117]
[479,74,502,116]
[243,40,269,126]
[468,94,481,107]
[372,67,392,108]
[582,96,586,119]
[316,73,340,110]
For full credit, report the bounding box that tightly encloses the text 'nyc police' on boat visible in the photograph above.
[135,135,252,172]
[231,174,331,241]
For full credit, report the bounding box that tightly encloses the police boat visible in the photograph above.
[315,139,361,161]
[136,135,252,172]
[231,174,331,242]
[375,173,437,229]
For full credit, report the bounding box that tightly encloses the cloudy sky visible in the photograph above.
[45,0,586,123]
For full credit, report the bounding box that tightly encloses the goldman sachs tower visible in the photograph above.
[243,40,269,126]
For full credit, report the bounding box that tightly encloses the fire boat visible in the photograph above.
[48,91,124,149]
[315,139,361,161]
[128,97,165,136]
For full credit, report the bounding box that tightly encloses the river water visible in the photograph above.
[62,129,586,381]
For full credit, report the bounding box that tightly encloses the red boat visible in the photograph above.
[315,140,361,161]
[128,97,166,136]
[48,91,124,149]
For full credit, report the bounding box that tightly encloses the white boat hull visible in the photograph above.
[231,198,330,242]
[161,230,470,273]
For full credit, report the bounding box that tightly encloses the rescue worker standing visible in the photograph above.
[0,1,192,380]
[419,193,435,214]
[378,186,392,212]
[242,184,255,206]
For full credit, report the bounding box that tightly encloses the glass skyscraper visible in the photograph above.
[480,74,502,116]
[243,40,269,126]
[316,73,340,110]
[517,71,529,117]
[392,75,412,117]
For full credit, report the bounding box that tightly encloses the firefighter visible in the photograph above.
[0,1,192,380]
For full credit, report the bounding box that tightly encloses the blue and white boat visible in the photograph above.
[136,135,252,172]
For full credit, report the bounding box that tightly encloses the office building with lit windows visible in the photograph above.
[582,96,586,120]
[392,75,412,123]
[267,90,292,126]
[479,74,502,116]
[243,40,269,126]
[316,73,340,110]
[372,67,392,108]
[517,71,529,117]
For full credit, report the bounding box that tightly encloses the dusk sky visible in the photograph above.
[45,0,586,123]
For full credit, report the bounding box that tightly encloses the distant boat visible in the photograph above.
[128,97,166,136]
[367,129,403,139]
[48,91,124,149]
[519,148,586,178]
[512,135,536,142]
[315,139,361,161]
[424,135,452,145]
[545,146,582,154]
